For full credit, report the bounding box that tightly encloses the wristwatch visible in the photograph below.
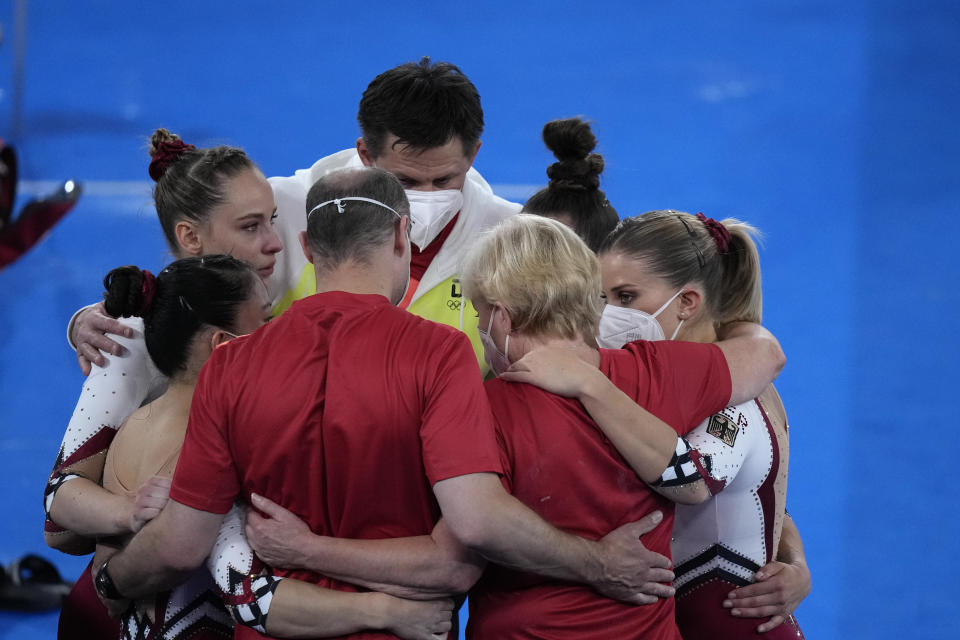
[94,559,124,600]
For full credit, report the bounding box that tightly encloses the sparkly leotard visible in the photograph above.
[671,393,804,639]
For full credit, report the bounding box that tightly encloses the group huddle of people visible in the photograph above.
[43,58,810,639]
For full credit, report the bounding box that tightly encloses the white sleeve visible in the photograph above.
[208,504,283,632]
[684,402,758,495]
[57,317,166,468]
[46,316,167,529]
[49,317,165,473]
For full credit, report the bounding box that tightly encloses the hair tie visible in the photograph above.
[546,160,600,191]
[149,140,196,181]
[550,178,590,191]
[696,212,731,255]
[137,270,157,316]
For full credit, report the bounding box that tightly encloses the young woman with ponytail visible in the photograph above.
[595,210,809,638]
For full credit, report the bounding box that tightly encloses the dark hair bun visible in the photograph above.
[543,118,603,190]
[543,118,596,161]
[103,265,152,318]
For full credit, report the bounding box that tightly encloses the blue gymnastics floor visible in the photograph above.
[1,2,958,638]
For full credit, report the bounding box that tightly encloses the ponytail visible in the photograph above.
[714,219,763,325]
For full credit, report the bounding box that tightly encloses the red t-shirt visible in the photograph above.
[467,340,732,640]
[170,291,502,640]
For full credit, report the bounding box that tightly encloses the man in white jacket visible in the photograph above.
[72,58,519,372]
[269,58,518,369]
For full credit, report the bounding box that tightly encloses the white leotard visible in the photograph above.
[672,398,788,594]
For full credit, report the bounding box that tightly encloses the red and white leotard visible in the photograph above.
[671,395,803,639]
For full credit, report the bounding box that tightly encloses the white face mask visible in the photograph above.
[478,309,511,376]
[405,189,464,250]
[596,289,685,349]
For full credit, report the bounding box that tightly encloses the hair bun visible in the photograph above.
[542,118,596,161]
[542,118,603,190]
[103,266,157,318]
[148,128,196,181]
[149,128,180,156]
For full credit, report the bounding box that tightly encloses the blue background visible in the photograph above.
[1,1,958,638]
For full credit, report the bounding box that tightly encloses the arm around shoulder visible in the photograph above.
[502,347,711,505]
[715,322,786,406]
[67,301,136,374]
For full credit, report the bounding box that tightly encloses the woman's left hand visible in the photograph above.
[723,559,811,632]
[245,493,312,570]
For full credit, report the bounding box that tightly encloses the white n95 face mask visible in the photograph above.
[596,289,684,349]
[405,189,464,250]
[478,311,511,376]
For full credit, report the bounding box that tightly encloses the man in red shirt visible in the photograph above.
[96,168,675,639]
